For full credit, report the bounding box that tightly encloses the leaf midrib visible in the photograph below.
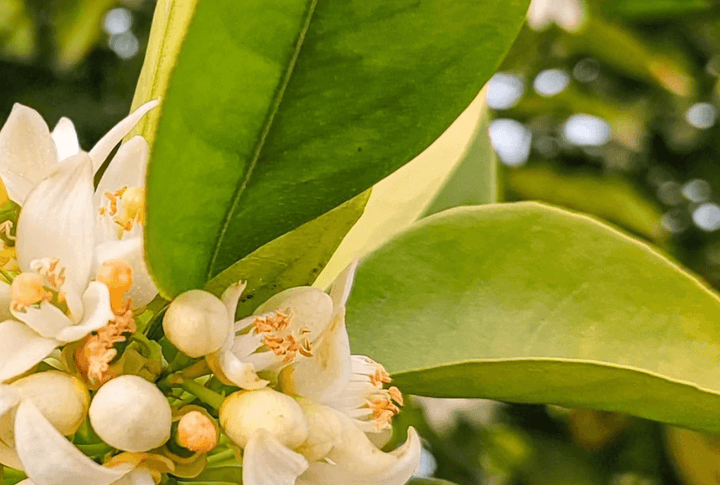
[206,0,320,280]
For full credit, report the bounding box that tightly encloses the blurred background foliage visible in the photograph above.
[3,0,720,484]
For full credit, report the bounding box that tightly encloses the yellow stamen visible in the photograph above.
[253,311,291,334]
[366,386,403,430]
[75,305,136,386]
[96,260,133,314]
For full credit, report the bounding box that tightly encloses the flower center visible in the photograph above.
[252,312,313,363]
[366,386,403,430]
[99,186,146,237]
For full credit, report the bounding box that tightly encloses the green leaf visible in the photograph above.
[315,95,490,289]
[138,0,529,297]
[346,202,720,433]
[205,191,369,317]
[503,164,664,243]
[421,106,496,218]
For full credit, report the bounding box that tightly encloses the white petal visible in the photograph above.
[0,320,58,383]
[281,310,351,404]
[51,117,81,161]
[0,104,58,203]
[16,152,95,295]
[217,349,268,390]
[0,280,13,321]
[94,136,149,209]
[11,302,73,339]
[14,401,132,485]
[94,238,157,309]
[553,0,585,31]
[0,439,23,470]
[329,260,358,315]
[298,412,421,485]
[0,385,20,419]
[243,429,308,485]
[221,281,246,325]
[54,282,112,343]
[109,469,155,485]
[88,100,160,174]
[526,0,552,30]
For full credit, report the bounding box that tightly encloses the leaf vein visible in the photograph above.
[206,0,320,279]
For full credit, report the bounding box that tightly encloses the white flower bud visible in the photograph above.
[10,371,89,436]
[219,388,307,449]
[163,290,230,358]
[89,375,171,452]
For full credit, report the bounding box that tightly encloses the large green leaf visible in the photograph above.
[138,0,529,296]
[346,202,720,433]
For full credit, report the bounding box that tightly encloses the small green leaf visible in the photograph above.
[140,0,529,296]
[347,202,720,433]
[52,0,117,70]
[205,191,369,317]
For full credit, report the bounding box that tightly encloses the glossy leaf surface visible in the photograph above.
[347,203,720,433]
[140,0,529,296]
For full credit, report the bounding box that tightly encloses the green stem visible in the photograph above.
[75,442,114,457]
[206,448,237,466]
[179,379,225,410]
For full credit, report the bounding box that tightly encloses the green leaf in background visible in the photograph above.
[138,0,529,297]
[346,202,720,433]
[0,0,35,61]
[52,0,118,70]
[315,93,491,289]
[204,191,369,318]
[567,17,694,96]
[503,163,665,243]
[599,0,715,19]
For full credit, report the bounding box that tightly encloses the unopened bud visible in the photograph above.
[177,411,218,453]
[89,375,171,452]
[219,388,307,449]
[163,290,230,358]
[11,273,48,309]
[10,371,89,436]
[96,260,132,314]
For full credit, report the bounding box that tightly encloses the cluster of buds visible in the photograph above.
[0,101,420,485]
